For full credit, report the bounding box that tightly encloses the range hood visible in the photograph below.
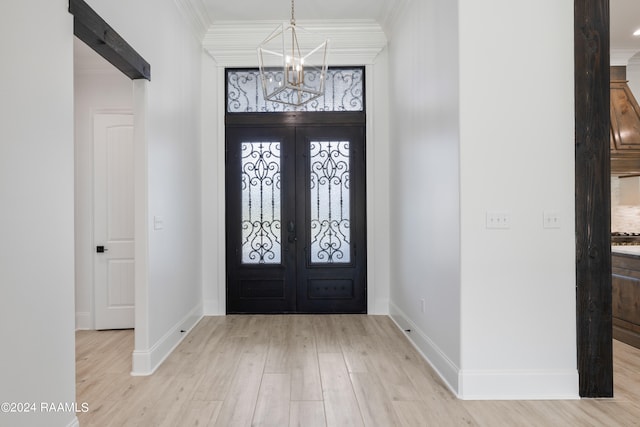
[611,66,640,174]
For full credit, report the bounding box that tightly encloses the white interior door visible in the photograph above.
[94,113,135,330]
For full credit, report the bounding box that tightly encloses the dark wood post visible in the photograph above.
[574,0,613,397]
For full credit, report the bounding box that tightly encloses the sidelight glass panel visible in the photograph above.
[310,140,351,264]
[241,142,281,264]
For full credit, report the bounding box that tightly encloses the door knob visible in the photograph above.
[96,245,108,253]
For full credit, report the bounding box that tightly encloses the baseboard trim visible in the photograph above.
[131,303,203,376]
[458,369,580,400]
[388,302,580,400]
[203,298,222,315]
[388,301,460,396]
[75,311,92,330]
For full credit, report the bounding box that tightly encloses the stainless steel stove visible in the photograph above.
[612,232,640,245]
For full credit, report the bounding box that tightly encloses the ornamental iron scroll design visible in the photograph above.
[227,68,364,113]
[310,140,351,264]
[241,142,282,264]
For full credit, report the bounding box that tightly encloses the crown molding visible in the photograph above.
[174,0,212,42]
[613,49,640,66]
[203,19,387,67]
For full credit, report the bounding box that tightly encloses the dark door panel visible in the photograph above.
[295,126,367,313]
[225,127,296,313]
[226,124,366,314]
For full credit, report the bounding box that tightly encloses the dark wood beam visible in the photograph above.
[574,0,613,397]
[69,0,150,80]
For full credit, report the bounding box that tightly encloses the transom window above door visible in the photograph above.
[226,67,364,113]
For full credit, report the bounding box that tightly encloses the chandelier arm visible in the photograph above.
[257,0,329,107]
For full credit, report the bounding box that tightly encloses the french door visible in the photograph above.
[225,122,366,313]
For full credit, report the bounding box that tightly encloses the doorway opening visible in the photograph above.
[74,38,135,330]
[224,68,367,314]
[70,0,151,376]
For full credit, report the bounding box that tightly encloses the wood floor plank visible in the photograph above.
[340,332,374,374]
[290,314,316,340]
[213,352,266,427]
[264,336,290,373]
[147,373,203,426]
[290,401,327,427]
[312,316,342,353]
[318,352,365,427]
[392,400,429,427]
[164,400,222,427]
[112,373,176,426]
[192,336,247,401]
[350,372,402,427]
[397,345,454,400]
[290,350,323,401]
[252,373,291,427]
[366,349,421,401]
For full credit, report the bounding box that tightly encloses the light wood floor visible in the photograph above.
[76,315,640,426]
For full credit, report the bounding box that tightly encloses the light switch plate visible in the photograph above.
[486,212,510,229]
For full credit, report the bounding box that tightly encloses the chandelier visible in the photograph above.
[257,0,330,106]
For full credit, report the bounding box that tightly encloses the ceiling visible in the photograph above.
[612,0,640,52]
[201,0,395,23]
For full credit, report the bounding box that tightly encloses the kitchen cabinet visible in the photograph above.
[612,250,640,349]
[611,66,640,174]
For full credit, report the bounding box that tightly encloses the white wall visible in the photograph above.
[388,0,578,399]
[387,0,462,390]
[0,1,77,426]
[458,0,577,399]
[627,55,640,99]
[84,0,204,373]
[74,43,133,330]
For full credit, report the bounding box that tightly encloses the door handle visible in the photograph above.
[287,221,297,243]
[96,245,108,253]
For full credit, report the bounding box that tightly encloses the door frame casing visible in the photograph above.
[203,23,390,315]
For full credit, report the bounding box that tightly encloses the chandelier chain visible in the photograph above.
[290,0,295,25]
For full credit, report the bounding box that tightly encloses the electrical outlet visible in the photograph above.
[543,211,561,229]
[486,211,510,229]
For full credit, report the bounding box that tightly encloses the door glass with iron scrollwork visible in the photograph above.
[226,67,364,113]
[309,140,351,264]
[241,142,282,264]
